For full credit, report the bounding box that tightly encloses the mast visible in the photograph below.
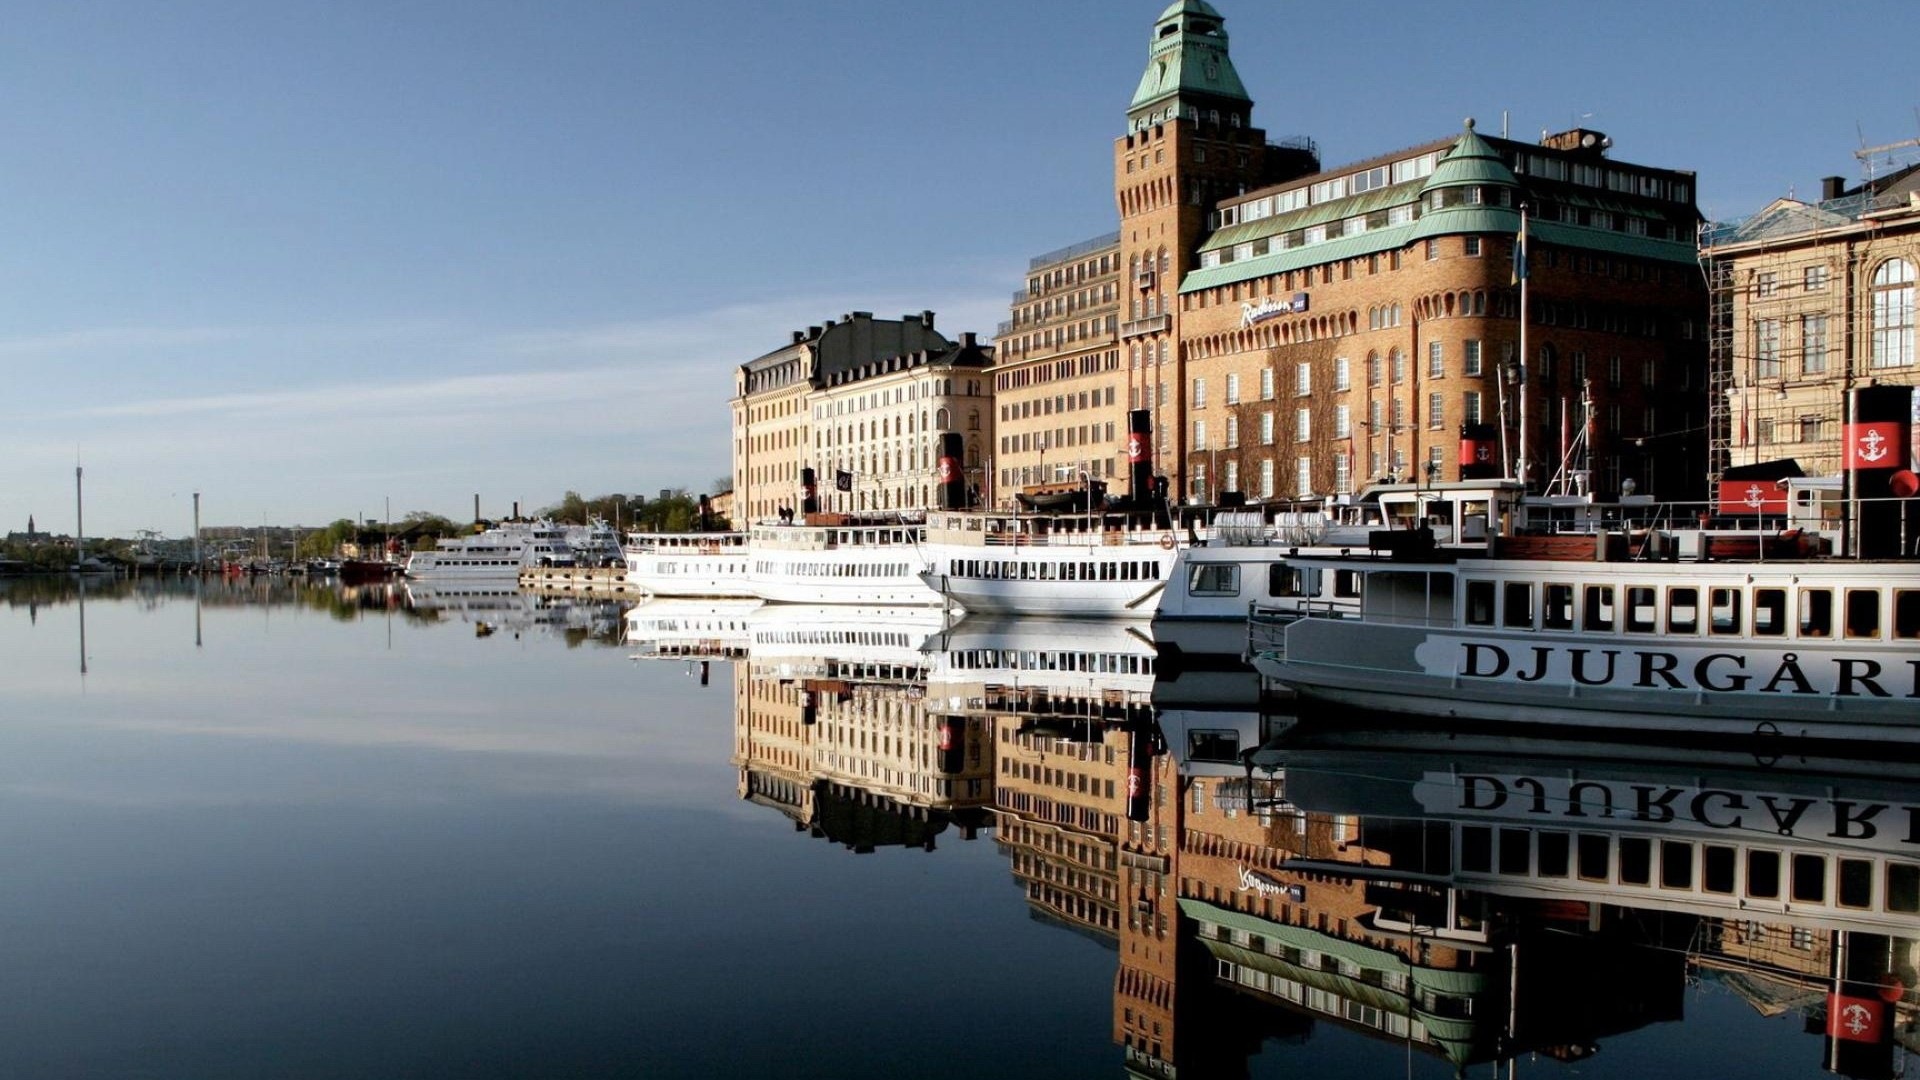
[74,464,83,570]
[1515,205,1531,490]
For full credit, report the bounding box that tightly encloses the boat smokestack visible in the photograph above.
[1127,409,1153,502]
[1125,723,1154,823]
[936,432,966,509]
[474,494,480,523]
[801,467,819,516]
[1458,424,1500,481]
[1849,384,1917,558]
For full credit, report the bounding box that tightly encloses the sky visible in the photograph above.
[4,0,1919,536]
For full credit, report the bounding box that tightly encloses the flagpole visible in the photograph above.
[1516,205,1531,491]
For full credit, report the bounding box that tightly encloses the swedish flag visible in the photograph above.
[1511,212,1528,285]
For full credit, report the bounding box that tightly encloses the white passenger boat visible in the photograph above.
[622,530,754,598]
[747,603,951,682]
[923,614,1159,707]
[748,516,940,606]
[919,508,1180,617]
[403,520,578,579]
[1250,538,1920,742]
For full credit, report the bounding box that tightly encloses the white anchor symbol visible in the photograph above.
[1859,429,1890,463]
[1744,484,1766,508]
[1475,446,1491,462]
[1841,1002,1874,1036]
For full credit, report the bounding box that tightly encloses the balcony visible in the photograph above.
[1119,315,1170,339]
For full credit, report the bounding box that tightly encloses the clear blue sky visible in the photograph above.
[5,0,1916,535]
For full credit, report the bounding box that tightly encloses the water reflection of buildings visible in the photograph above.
[726,605,994,853]
[1123,725,1920,1078]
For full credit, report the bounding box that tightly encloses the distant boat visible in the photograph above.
[339,559,400,585]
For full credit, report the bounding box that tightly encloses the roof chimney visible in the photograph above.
[1821,175,1847,201]
[808,325,822,338]
[792,330,805,344]
[961,331,977,348]
[920,310,935,328]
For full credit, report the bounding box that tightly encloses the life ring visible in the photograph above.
[1158,533,1175,551]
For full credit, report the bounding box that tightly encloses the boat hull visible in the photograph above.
[1257,618,1920,743]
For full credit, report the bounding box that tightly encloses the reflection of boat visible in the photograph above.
[747,603,951,680]
[1260,728,1920,936]
[404,521,578,579]
[623,597,760,659]
[924,615,1158,711]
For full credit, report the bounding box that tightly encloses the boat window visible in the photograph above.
[1747,851,1781,898]
[1798,588,1833,638]
[1619,837,1652,885]
[1502,582,1533,628]
[1667,587,1699,635]
[1702,845,1736,894]
[1334,570,1362,598]
[1498,829,1530,875]
[1710,588,1742,635]
[1791,854,1826,903]
[1659,841,1694,889]
[1543,583,1574,630]
[1838,859,1874,909]
[1576,834,1610,881]
[1898,591,1920,639]
[1459,827,1492,874]
[1845,589,1882,639]
[1624,587,1658,633]
[1465,580,1496,626]
[1753,589,1787,636]
[1268,564,1307,597]
[1189,564,1241,596]
[1537,831,1570,877]
[1888,863,1920,913]
[1583,585,1615,631]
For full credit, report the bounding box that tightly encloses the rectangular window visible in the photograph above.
[1296,457,1312,496]
[1702,846,1736,894]
[1754,588,1788,635]
[1747,850,1781,899]
[1428,342,1445,379]
[1334,404,1351,438]
[1802,315,1828,375]
[1619,838,1652,886]
[1295,408,1311,442]
[1334,357,1351,390]
[1896,590,1920,638]
[1259,458,1275,499]
[1503,582,1533,628]
[1259,366,1274,400]
[1625,586,1658,632]
[1667,587,1699,634]
[1192,377,1207,408]
[1543,583,1574,629]
[1224,416,1239,449]
[1463,391,1483,425]
[1584,585,1615,631]
[1805,264,1829,291]
[1428,392,1445,429]
[1794,587,1839,638]
[1754,319,1781,378]
[1466,580,1496,625]
[1463,236,1482,257]
[1846,589,1881,638]
[1225,372,1240,404]
[1192,419,1206,450]
[1463,340,1482,376]
[1577,834,1610,881]
[1260,412,1275,445]
[1296,362,1312,395]
[1755,271,1776,298]
[1538,832,1571,877]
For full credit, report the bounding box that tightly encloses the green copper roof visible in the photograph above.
[1200,179,1425,253]
[1181,224,1419,292]
[1129,0,1249,115]
[1422,119,1518,194]
[1408,206,1522,241]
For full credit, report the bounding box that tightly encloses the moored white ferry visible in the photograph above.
[748,516,941,606]
[1251,541,1920,742]
[623,596,760,659]
[404,520,578,579]
[622,530,754,598]
[919,507,1179,617]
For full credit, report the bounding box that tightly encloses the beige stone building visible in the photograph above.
[731,311,992,522]
[1701,166,1920,481]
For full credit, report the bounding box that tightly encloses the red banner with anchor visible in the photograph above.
[1845,421,1905,470]
[1715,479,1787,515]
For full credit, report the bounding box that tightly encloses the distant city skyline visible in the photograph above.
[5,0,1918,535]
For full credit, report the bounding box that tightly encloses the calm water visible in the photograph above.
[0,577,1913,1079]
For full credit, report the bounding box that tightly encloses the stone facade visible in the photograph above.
[1702,168,1920,480]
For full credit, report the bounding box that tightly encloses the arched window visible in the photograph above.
[936,407,951,430]
[1871,258,1915,369]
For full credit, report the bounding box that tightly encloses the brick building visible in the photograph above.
[991,1,1709,506]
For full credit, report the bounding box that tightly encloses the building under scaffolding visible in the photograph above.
[1699,151,1920,486]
